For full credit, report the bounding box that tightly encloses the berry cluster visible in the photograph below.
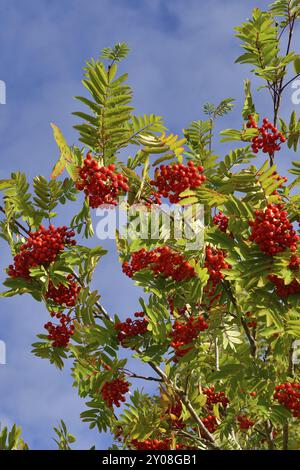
[249,204,299,256]
[131,438,183,450]
[202,415,218,435]
[203,386,229,409]
[150,161,206,204]
[8,225,76,279]
[271,171,288,196]
[268,275,300,297]
[170,316,208,359]
[204,246,231,296]
[44,312,75,348]
[101,377,129,408]
[246,116,286,155]
[144,190,163,207]
[289,254,300,270]
[122,246,196,282]
[167,298,188,316]
[213,211,229,233]
[167,401,185,429]
[237,415,255,430]
[76,154,129,208]
[45,274,81,307]
[245,312,257,329]
[274,382,300,418]
[115,312,148,346]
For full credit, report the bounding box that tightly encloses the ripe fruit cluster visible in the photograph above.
[167,401,185,429]
[246,312,257,329]
[204,246,231,296]
[131,438,182,450]
[8,225,76,279]
[122,246,196,282]
[115,312,148,346]
[213,211,229,233]
[76,154,129,208]
[150,161,206,204]
[101,377,129,408]
[249,204,299,256]
[203,386,229,409]
[268,275,300,297]
[237,415,255,430]
[45,274,81,307]
[44,312,75,348]
[271,171,288,196]
[246,116,286,155]
[274,382,300,418]
[289,254,300,270]
[170,316,208,359]
[145,190,163,207]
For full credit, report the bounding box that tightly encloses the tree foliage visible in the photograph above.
[0,1,300,451]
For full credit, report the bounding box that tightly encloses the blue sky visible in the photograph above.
[0,0,299,450]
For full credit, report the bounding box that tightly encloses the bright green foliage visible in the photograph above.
[0,424,28,450]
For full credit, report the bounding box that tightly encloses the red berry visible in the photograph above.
[150,162,205,204]
[204,246,232,297]
[249,204,299,256]
[45,275,81,307]
[213,212,229,233]
[274,382,300,418]
[122,247,196,282]
[237,415,255,430]
[76,154,129,208]
[247,116,286,156]
[7,226,76,279]
[115,313,148,347]
[170,316,208,359]
[44,312,75,348]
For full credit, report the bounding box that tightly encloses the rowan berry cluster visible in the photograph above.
[170,316,208,360]
[237,415,255,430]
[271,171,288,196]
[115,312,148,346]
[289,254,300,270]
[144,190,163,207]
[204,246,231,296]
[274,382,300,418]
[246,312,257,329]
[170,316,208,359]
[268,275,300,297]
[101,377,130,408]
[44,312,75,348]
[203,386,229,409]
[8,225,76,279]
[45,275,81,307]
[150,161,206,204]
[122,246,196,282]
[167,401,185,429]
[76,154,129,208]
[167,298,188,316]
[249,204,299,256]
[213,211,229,233]
[246,116,286,155]
[202,415,218,435]
[131,438,182,450]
